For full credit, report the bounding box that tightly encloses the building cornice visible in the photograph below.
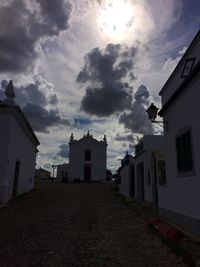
[159,30,200,96]
[159,61,200,116]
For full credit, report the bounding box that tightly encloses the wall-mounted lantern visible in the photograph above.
[146,103,168,131]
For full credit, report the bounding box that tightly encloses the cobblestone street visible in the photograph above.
[0,182,188,267]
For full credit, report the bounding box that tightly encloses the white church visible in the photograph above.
[68,131,107,182]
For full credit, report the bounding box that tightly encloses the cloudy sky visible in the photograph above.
[0,0,199,171]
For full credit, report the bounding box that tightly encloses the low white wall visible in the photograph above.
[135,152,152,202]
[160,76,200,219]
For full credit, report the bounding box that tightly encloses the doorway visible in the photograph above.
[129,164,135,198]
[13,161,20,197]
[136,162,144,202]
[84,165,91,181]
[151,153,158,211]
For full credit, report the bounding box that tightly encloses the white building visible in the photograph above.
[118,154,135,198]
[134,135,165,210]
[68,131,107,182]
[0,81,40,203]
[56,163,69,182]
[118,136,165,209]
[158,30,200,236]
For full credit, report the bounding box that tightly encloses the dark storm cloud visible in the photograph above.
[57,144,69,158]
[1,80,8,89]
[134,84,150,104]
[81,84,132,116]
[23,103,69,133]
[15,78,59,107]
[77,44,137,116]
[17,84,47,107]
[49,94,59,105]
[0,0,72,73]
[35,0,72,33]
[119,85,154,135]
[1,78,68,132]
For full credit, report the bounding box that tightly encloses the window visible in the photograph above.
[181,58,195,78]
[85,150,91,161]
[176,130,193,174]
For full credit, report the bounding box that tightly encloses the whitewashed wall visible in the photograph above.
[135,152,152,202]
[0,114,37,202]
[119,165,130,198]
[0,114,10,202]
[160,73,200,220]
[135,135,164,203]
[56,164,69,182]
[118,156,135,198]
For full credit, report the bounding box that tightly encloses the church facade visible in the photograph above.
[68,132,107,182]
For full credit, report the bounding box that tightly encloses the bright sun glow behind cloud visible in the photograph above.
[97,0,135,42]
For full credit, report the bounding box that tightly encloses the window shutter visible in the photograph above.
[176,130,193,173]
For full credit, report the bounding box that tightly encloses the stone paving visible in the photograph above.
[0,182,189,266]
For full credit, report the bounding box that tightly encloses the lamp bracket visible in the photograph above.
[151,120,168,131]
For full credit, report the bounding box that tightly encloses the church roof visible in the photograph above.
[69,131,107,146]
